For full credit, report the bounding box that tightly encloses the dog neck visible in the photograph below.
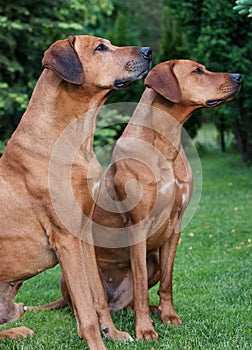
[6,70,111,160]
[124,87,199,161]
[145,87,197,125]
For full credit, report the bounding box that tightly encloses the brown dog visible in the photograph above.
[92,60,242,339]
[0,35,151,348]
[34,60,241,341]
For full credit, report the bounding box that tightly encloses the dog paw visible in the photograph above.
[156,303,182,326]
[0,326,34,339]
[160,312,182,326]
[136,319,158,341]
[114,331,134,342]
[102,328,134,342]
[136,327,158,341]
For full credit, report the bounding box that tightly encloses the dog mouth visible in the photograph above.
[114,79,132,89]
[114,66,151,89]
[206,85,241,107]
[206,99,223,107]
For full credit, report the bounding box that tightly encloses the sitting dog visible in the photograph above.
[93,60,242,340]
[0,35,152,349]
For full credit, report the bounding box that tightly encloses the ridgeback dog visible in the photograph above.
[34,60,241,341]
[0,35,152,349]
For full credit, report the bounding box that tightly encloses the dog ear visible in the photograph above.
[42,36,85,85]
[144,61,181,103]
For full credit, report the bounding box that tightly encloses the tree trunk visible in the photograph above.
[235,131,251,162]
[220,126,225,153]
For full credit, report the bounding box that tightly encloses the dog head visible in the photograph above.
[145,59,241,108]
[42,35,152,89]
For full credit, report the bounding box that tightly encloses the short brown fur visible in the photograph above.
[0,35,151,348]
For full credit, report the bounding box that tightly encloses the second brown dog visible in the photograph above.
[36,59,242,341]
[94,59,241,340]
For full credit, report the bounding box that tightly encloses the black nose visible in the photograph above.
[140,47,152,60]
[231,73,242,84]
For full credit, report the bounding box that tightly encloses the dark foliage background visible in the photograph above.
[1,0,252,161]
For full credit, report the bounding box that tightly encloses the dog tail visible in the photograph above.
[26,297,66,311]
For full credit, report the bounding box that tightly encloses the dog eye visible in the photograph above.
[95,44,109,52]
[194,67,204,74]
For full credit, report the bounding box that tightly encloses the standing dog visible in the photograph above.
[0,35,151,349]
[34,60,241,341]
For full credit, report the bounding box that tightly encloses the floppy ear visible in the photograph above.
[144,61,181,103]
[42,36,85,85]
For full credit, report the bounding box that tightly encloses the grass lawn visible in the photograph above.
[1,152,251,349]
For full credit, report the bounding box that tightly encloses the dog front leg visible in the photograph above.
[82,241,134,342]
[54,232,107,350]
[130,240,158,340]
[158,231,182,326]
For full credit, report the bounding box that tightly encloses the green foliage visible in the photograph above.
[162,0,252,162]
[158,6,190,61]
[94,0,164,106]
[234,0,252,17]
[94,107,131,168]
[0,139,7,155]
[0,0,163,147]
[2,0,252,161]
[193,0,252,161]
[0,0,113,139]
[101,0,163,55]
[158,3,202,139]
[88,0,164,143]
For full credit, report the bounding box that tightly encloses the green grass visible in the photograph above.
[1,152,252,349]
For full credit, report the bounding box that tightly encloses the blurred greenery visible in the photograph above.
[1,0,252,161]
[94,106,131,168]
[234,0,252,17]
[162,0,252,161]
[0,0,113,138]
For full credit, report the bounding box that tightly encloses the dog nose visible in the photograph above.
[231,73,242,84]
[140,47,152,60]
